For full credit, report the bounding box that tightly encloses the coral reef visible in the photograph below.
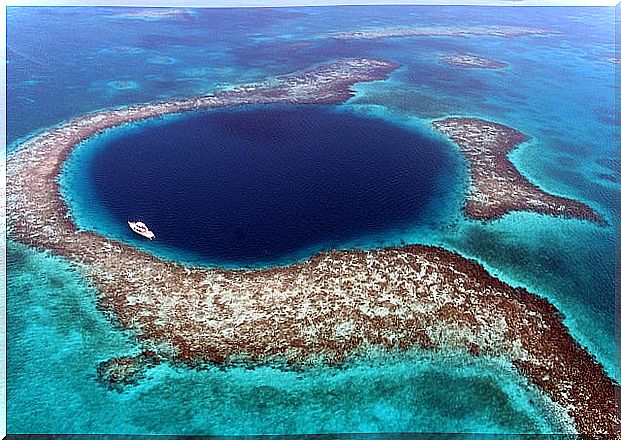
[6,59,616,434]
[329,26,557,40]
[432,117,603,223]
[440,54,508,69]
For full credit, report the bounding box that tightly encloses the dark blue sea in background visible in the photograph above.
[7,4,619,435]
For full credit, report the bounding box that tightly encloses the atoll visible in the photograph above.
[6,59,617,434]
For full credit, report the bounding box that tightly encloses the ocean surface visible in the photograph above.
[7,5,619,435]
[63,105,459,267]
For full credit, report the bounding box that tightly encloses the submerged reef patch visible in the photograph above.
[6,58,617,434]
[97,350,161,392]
[440,54,508,69]
[111,8,195,21]
[329,26,558,41]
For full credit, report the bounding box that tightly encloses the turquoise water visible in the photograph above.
[8,241,569,435]
[7,5,618,435]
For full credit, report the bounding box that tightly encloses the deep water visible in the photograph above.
[66,105,458,267]
[7,4,619,435]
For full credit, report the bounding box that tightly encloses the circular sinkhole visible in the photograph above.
[63,105,460,267]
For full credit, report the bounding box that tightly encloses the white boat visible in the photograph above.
[128,221,155,240]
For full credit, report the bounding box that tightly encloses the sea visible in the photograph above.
[6,5,618,435]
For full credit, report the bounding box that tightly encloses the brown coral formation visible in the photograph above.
[6,60,618,434]
[440,54,508,69]
[432,117,603,223]
[97,350,160,391]
[329,26,558,41]
[91,245,617,435]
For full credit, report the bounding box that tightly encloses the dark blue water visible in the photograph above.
[87,105,454,265]
[8,7,618,434]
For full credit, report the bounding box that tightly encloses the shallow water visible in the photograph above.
[7,5,618,435]
[7,241,570,435]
